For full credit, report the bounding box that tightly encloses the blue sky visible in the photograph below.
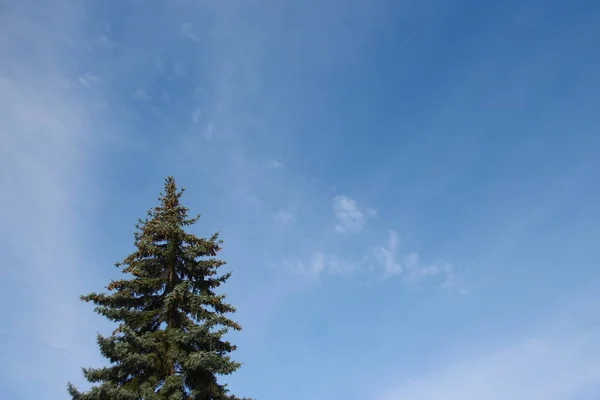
[1,0,600,399]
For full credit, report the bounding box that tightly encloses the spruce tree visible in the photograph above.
[68,177,250,400]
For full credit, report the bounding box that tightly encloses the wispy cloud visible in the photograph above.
[0,1,114,397]
[97,33,116,49]
[267,159,284,170]
[180,22,201,43]
[205,122,216,142]
[191,107,202,123]
[283,252,357,278]
[366,207,378,217]
[281,226,461,293]
[373,230,402,276]
[333,195,367,233]
[76,73,103,88]
[377,310,600,400]
[372,230,464,292]
[403,253,462,291]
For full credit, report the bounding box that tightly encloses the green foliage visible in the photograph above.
[68,177,250,400]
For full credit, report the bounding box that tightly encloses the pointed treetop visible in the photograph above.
[164,176,179,195]
[160,176,183,207]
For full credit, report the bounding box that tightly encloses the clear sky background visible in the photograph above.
[1,1,600,399]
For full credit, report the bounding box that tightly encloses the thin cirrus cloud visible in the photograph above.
[377,299,600,400]
[0,1,111,397]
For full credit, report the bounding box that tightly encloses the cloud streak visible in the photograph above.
[0,1,113,397]
[377,310,600,400]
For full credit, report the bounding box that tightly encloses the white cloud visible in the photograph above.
[333,195,366,233]
[281,227,461,289]
[404,254,463,291]
[377,321,600,400]
[283,252,357,278]
[373,230,402,276]
[372,231,464,292]
[0,0,106,396]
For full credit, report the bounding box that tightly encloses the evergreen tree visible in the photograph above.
[68,177,250,400]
